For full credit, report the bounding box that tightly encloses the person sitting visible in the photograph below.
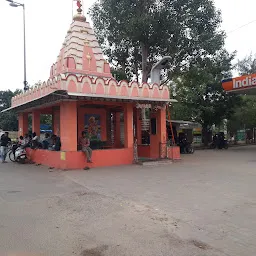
[31,132,40,149]
[51,134,61,151]
[42,133,51,150]
[18,136,25,146]
[79,131,92,163]
[23,134,32,148]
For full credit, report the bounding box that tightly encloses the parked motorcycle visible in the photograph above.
[178,133,195,154]
[210,133,228,150]
[9,143,27,163]
[15,147,27,163]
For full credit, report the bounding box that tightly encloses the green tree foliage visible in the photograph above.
[40,115,52,127]
[237,53,256,75]
[111,68,130,82]
[228,96,256,134]
[228,55,256,134]
[90,0,224,82]
[0,89,22,131]
[171,50,242,144]
[0,81,53,132]
[90,0,242,145]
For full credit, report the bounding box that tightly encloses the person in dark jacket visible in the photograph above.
[0,132,11,163]
[51,135,61,151]
[42,133,51,149]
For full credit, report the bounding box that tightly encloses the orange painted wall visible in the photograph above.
[167,146,181,160]
[32,111,40,135]
[124,103,134,148]
[77,105,107,141]
[60,101,78,151]
[27,148,134,170]
[18,113,28,136]
[52,107,60,135]
[150,108,166,159]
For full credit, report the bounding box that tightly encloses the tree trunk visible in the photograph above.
[135,62,139,82]
[121,62,126,73]
[202,125,209,147]
[141,42,148,83]
[140,42,149,121]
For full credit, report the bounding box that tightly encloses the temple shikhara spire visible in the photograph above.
[11,0,171,109]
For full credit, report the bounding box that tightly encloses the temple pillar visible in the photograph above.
[134,108,142,145]
[114,112,121,148]
[18,112,28,136]
[52,107,60,136]
[150,107,166,159]
[106,110,112,145]
[32,111,41,136]
[60,101,77,151]
[124,103,133,148]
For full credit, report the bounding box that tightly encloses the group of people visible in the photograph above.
[17,132,61,151]
[1,130,93,166]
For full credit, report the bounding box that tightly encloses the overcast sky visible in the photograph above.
[0,0,255,91]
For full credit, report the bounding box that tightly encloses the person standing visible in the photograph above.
[79,131,93,163]
[0,132,11,163]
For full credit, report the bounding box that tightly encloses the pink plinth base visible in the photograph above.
[167,146,181,160]
[26,148,134,170]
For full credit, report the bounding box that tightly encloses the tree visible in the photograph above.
[227,55,256,136]
[228,96,256,132]
[171,49,242,145]
[111,68,130,82]
[0,89,22,131]
[90,0,225,82]
[237,53,256,75]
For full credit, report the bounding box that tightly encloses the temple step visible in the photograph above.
[136,159,173,166]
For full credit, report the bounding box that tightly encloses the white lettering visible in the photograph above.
[136,103,151,109]
[233,76,256,88]
[252,77,256,86]
[249,76,252,86]
[235,80,242,88]
[233,79,237,88]
[242,77,249,87]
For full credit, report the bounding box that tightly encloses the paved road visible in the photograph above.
[0,146,256,255]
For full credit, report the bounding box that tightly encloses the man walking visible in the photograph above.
[0,132,11,163]
[79,131,93,163]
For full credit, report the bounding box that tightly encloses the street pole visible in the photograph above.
[22,4,28,91]
[6,0,28,91]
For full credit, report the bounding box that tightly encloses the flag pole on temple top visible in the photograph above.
[73,1,84,15]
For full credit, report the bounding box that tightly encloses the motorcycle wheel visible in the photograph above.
[17,157,26,164]
[224,144,229,150]
[210,144,216,149]
[189,147,195,154]
[8,151,16,162]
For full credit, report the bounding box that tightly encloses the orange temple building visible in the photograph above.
[4,7,175,170]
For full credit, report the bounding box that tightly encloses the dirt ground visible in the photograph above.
[1,146,256,256]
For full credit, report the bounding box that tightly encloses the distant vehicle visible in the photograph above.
[210,133,228,149]
[178,132,195,154]
[40,129,52,134]
[40,124,52,134]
